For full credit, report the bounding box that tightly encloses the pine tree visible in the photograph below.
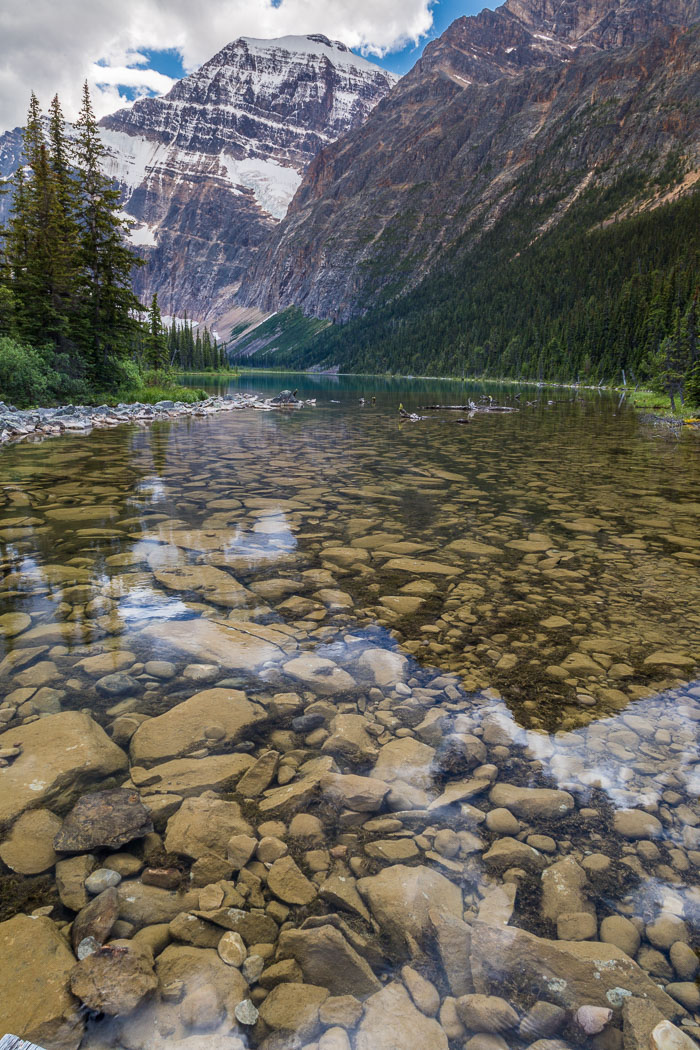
[8,93,60,345]
[145,292,168,371]
[46,94,82,355]
[73,81,143,382]
[2,165,30,336]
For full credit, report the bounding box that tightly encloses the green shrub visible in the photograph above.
[0,338,51,407]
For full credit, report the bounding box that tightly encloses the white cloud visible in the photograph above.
[89,63,177,95]
[0,0,435,132]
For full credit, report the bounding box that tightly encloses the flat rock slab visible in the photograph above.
[283,655,356,696]
[0,712,128,825]
[54,789,153,852]
[470,919,682,1018]
[383,557,461,576]
[356,981,448,1050]
[130,688,266,765]
[358,864,462,955]
[152,564,253,609]
[489,783,575,820]
[140,618,295,672]
[0,915,84,1050]
[134,753,254,797]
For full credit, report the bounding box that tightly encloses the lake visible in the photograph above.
[0,375,698,1050]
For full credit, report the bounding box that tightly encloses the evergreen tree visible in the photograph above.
[46,94,82,355]
[145,293,168,370]
[2,165,29,337]
[6,93,66,345]
[73,81,143,382]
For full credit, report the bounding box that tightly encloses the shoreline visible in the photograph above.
[0,391,312,448]
[1,381,697,450]
[198,367,700,419]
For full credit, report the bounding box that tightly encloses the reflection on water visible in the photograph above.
[0,377,698,1050]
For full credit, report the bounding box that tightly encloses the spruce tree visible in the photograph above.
[47,94,82,356]
[3,166,30,336]
[145,292,168,371]
[73,81,142,382]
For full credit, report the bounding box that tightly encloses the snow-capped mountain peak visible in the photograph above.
[93,34,398,320]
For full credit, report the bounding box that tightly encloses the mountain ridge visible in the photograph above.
[0,34,397,326]
[237,0,700,323]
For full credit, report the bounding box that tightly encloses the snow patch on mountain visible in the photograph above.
[219,154,302,219]
[100,128,161,196]
[243,34,391,74]
[129,222,158,247]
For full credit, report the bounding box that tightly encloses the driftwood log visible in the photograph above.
[0,1037,47,1050]
[422,404,519,413]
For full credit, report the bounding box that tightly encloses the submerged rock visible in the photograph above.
[470,919,682,1017]
[355,982,449,1050]
[357,864,462,955]
[130,687,266,765]
[164,796,248,860]
[258,982,329,1042]
[71,886,119,951]
[54,788,153,852]
[70,942,158,1014]
[0,712,128,825]
[267,855,317,905]
[277,924,381,997]
[0,914,84,1050]
[489,783,575,820]
[651,1020,700,1050]
[0,808,62,874]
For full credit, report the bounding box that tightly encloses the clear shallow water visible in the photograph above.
[0,376,699,1050]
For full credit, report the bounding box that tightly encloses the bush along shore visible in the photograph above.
[0,390,315,446]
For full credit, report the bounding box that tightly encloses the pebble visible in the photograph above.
[576,1005,613,1034]
[235,998,260,1026]
[218,931,248,967]
[76,936,101,960]
[599,915,641,957]
[85,868,122,895]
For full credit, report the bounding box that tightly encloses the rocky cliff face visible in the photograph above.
[0,36,396,324]
[239,0,700,322]
[99,36,396,322]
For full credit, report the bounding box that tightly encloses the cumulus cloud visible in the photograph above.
[0,0,435,132]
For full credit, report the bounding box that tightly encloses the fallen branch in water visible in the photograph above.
[421,404,519,413]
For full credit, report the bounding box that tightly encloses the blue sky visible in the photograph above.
[140,0,497,91]
[377,0,497,74]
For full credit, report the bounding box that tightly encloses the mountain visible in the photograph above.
[238,0,700,326]
[0,36,397,326]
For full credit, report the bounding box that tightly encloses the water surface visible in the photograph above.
[0,376,698,1049]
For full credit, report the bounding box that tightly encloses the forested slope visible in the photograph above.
[236,182,699,384]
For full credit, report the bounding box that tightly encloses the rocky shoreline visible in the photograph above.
[0,392,313,447]
[1,627,699,1050]
[0,392,698,1050]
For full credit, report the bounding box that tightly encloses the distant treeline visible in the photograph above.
[165,315,227,372]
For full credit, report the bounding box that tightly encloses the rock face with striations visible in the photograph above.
[97,36,396,324]
[240,0,700,324]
